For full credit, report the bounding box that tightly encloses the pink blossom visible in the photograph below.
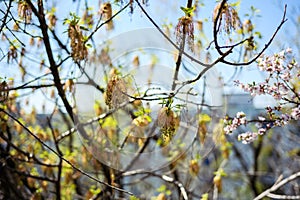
[258,116,265,121]
[238,132,258,144]
[230,48,300,143]
[291,106,300,120]
[258,128,266,135]
[285,47,293,54]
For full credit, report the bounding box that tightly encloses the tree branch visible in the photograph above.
[25,0,74,121]
[254,171,300,200]
[0,108,133,196]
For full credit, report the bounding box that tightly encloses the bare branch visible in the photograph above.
[254,171,300,200]
[0,108,134,196]
[220,4,288,66]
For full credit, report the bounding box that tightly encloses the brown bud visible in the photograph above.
[0,81,9,103]
[156,193,167,200]
[243,19,253,33]
[197,20,203,32]
[132,55,140,67]
[132,99,142,108]
[29,37,35,46]
[189,159,200,175]
[100,3,113,30]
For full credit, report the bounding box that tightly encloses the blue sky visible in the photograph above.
[1,0,299,112]
[2,0,298,81]
[110,0,300,107]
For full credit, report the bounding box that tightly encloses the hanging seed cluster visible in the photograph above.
[100,3,113,30]
[18,1,32,23]
[0,81,9,103]
[175,16,194,51]
[243,19,253,34]
[82,10,94,27]
[157,107,180,144]
[47,13,57,29]
[68,24,88,61]
[105,75,128,109]
[7,46,17,63]
[213,2,241,34]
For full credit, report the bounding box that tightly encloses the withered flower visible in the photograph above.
[68,24,88,61]
[100,3,114,30]
[105,75,128,108]
[18,1,32,23]
[213,2,241,34]
[175,16,194,51]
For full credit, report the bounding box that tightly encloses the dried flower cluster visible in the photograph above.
[189,159,200,175]
[63,79,74,92]
[175,16,194,51]
[82,10,94,27]
[213,2,241,34]
[226,48,300,143]
[243,19,253,34]
[243,20,255,60]
[0,81,9,103]
[99,49,112,66]
[243,37,256,62]
[46,13,57,29]
[105,75,128,108]
[132,115,151,127]
[7,46,17,63]
[100,3,113,30]
[196,20,203,32]
[18,1,32,23]
[157,107,180,145]
[13,22,20,31]
[68,25,88,61]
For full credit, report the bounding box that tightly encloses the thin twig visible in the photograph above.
[220,5,288,66]
[254,171,300,200]
[267,193,300,199]
[0,108,133,196]
[0,0,13,34]
[122,170,188,200]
